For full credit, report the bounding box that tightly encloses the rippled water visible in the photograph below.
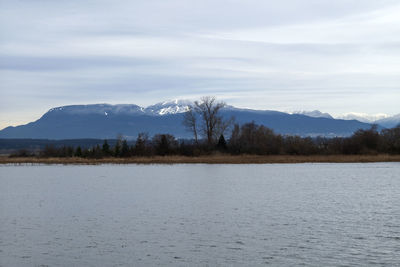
[0,163,399,266]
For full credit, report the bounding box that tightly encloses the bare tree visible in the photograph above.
[134,132,150,156]
[183,107,198,144]
[183,96,233,145]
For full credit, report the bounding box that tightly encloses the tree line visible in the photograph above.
[11,123,398,158]
[9,96,400,157]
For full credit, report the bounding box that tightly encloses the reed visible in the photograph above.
[1,154,400,165]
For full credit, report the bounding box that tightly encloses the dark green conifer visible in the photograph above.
[217,134,227,151]
[114,140,121,157]
[75,146,82,157]
[102,140,110,156]
[121,140,130,157]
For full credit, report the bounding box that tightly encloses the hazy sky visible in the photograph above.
[1,0,400,129]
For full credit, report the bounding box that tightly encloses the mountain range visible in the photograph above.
[0,100,398,140]
[292,111,399,128]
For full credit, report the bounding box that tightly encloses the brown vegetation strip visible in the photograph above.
[1,155,400,165]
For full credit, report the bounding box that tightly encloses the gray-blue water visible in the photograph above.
[0,163,399,266]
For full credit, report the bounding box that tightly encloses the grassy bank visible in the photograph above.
[1,154,400,165]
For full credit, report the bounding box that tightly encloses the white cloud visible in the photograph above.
[207,4,400,44]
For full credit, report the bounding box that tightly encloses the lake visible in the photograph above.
[0,163,399,266]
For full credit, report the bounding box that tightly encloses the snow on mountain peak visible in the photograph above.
[45,104,144,116]
[145,99,193,115]
[292,110,333,119]
[44,100,196,117]
[161,99,179,105]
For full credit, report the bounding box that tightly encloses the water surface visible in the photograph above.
[1,163,399,266]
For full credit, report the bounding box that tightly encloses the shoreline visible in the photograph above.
[1,154,400,165]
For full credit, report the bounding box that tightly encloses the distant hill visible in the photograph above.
[0,138,119,153]
[0,100,378,139]
[375,114,400,128]
[337,112,390,123]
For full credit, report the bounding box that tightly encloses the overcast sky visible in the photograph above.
[1,0,400,129]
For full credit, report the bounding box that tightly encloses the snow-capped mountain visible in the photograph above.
[292,110,333,119]
[45,104,145,116]
[0,100,376,139]
[45,100,193,117]
[144,99,192,115]
[336,112,389,123]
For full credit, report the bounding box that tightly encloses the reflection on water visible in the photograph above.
[1,163,399,266]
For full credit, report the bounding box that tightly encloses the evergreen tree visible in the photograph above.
[121,140,130,157]
[75,146,82,157]
[114,141,121,157]
[93,144,102,158]
[158,135,169,156]
[217,134,227,151]
[134,133,149,156]
[102,140,110,156]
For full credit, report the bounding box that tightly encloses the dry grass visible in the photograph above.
[1,154,400,165]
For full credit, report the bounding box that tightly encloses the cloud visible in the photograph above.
[0,0,400,129]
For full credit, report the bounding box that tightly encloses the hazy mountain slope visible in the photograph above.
[0,112,188,139]
[337,112,389,123]
[375,114,400,128]
[221,109,371,137]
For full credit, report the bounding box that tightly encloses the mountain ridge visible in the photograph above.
[0,100,392,140]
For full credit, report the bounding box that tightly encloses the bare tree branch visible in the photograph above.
[183,106,198,144]
[183,96,234,145]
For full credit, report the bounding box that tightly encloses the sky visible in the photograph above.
[1,0,400,129]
